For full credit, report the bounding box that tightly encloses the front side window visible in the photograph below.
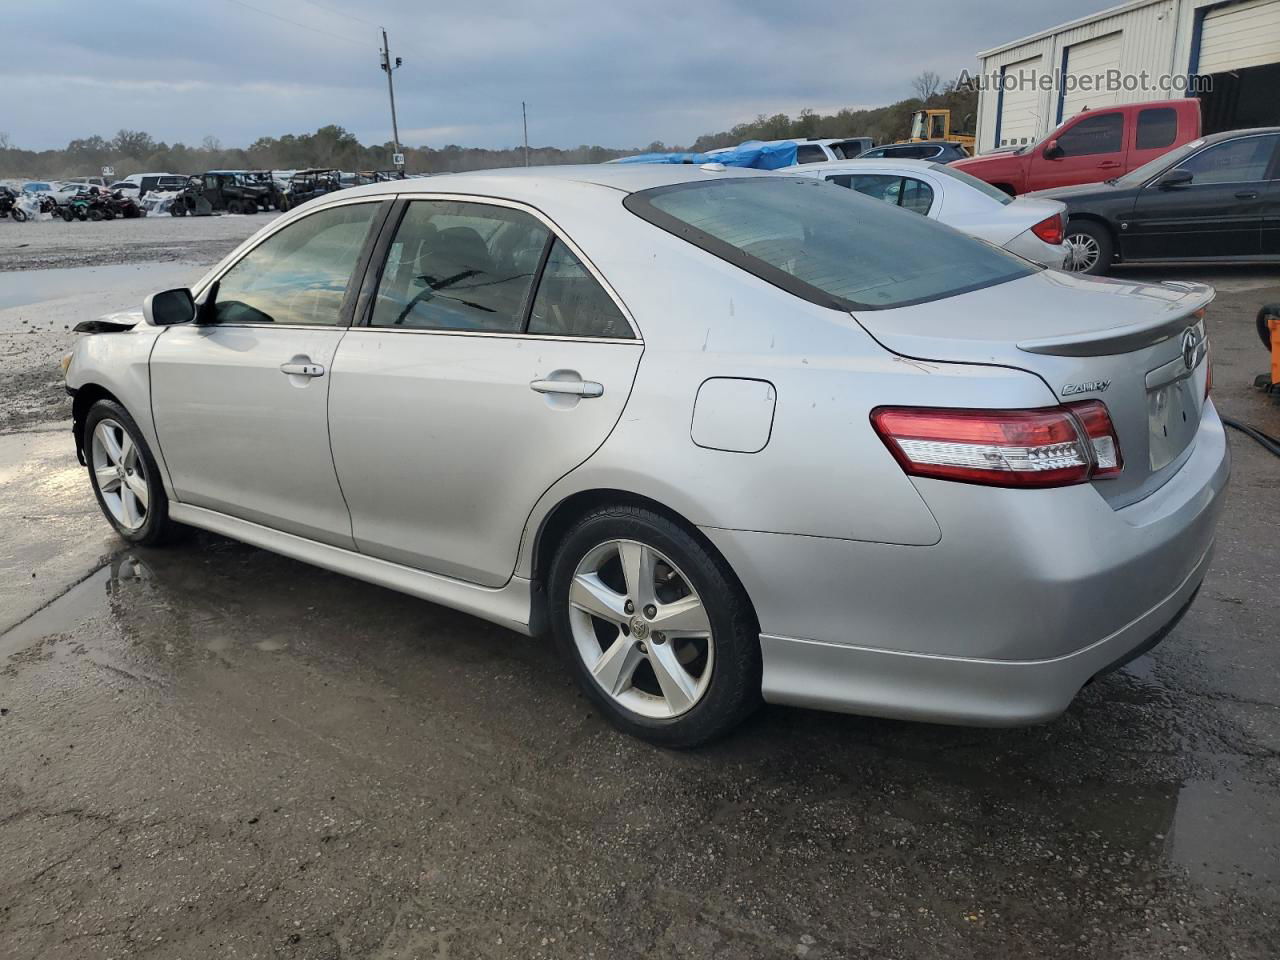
[1176,135,1278,185]
[1056,113,1123,157]
[527,239,632,339]
[626,178,1033,311]
[828,173,902,205]
[370,200,549,332]
[1136,107,1177,151]
[214,202,379,326]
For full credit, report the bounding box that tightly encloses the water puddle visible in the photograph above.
[0,262,202,310]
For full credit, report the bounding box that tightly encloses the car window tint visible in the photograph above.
[214,203,378,326]
[1056,113,1123,157]
[1177,135,1278,185]
[899,178,934,214]
[527,239,632,339]
[370,200,549,332]
[627,178,1034,311]
[796,144,827,163]
[828,173,903,205]
[1136,107,1177,151]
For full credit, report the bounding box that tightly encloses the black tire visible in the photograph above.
[88,207,103,221]
[170,202,186,217]
[547,505,761,747]
[61,208,74,222]
[83,400,180,547]
[1259,304,1278,353]
[10,207,26,223]
[1063,220,1114,275]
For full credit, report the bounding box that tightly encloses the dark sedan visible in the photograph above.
[858,141,970,164]
[1030,127,1280,275]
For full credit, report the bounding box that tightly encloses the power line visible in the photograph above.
[219,0,373,49]
[292,0,381,29]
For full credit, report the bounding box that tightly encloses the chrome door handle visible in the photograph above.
[280,361,325,378]
[530,378,604,398]
[1235,190,1258,199]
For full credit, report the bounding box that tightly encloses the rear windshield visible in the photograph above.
[928,163,1014,204]
[624,177,1034,310]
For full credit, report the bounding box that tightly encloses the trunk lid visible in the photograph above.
[851,270,1214,507]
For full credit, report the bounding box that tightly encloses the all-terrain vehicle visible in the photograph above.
[62,187,113,221]
[170,172,270,216]
[279,169,343,211]
[0,185,25,221]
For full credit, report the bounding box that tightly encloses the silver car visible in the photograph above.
[65,165,1228,746]
[782,159,1071,267]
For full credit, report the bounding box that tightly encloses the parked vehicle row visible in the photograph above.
[66,164,1226,746]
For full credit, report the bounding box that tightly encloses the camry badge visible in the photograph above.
[1061,379,1111,397]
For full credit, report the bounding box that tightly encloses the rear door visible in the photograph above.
[1124,133,1277,260]
[327,197,643,587]
[1026,110,1126,191]
[150,199,387,546]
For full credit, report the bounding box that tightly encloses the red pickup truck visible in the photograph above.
[951,99,1202,196]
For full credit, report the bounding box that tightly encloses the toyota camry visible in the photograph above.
[64,164,1228,746]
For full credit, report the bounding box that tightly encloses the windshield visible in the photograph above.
[624,177,1035,311]
[928,163,1014,204]
[1114,138,1206,186]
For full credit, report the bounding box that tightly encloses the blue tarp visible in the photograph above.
[613,140,799,170]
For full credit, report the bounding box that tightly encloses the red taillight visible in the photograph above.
[1064,399,1123,477]
[1030,213,1064,246]
[870,403,1123,488]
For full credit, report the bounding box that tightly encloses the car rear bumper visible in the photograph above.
[756,545,1209,725]
[1006,229,1069,268]
[700,401,1229,725]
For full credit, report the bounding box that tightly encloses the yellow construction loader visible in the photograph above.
[904,109,975,153]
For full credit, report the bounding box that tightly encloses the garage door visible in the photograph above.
[1059,32,1123,121]
[996,56,1043,148]
[1198,0,1280,73]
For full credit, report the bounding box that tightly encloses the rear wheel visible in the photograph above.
[548,505,761,747]
[84,400,180,546]
[88,207,103,221]
[1063,220,1114,275]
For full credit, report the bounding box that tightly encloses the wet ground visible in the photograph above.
[0,242,1278,958]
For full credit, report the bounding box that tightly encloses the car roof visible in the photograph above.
[1199,126,1280,144]
[870,141,960,148]
[333,163,778,202]
[788,158,939,173]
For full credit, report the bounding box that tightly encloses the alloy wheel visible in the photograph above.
[91,419,149,531]
[1064,232,1099,272]
[567,539,714,719]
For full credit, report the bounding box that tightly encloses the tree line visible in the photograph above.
[0,79,976,179]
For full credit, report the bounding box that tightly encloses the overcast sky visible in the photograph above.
[7,0,1117,151]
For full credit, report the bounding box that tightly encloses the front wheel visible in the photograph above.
[1063,220,1114,275]
[548,506,761,747]
[84,400,180,546]
[10,207,26,223]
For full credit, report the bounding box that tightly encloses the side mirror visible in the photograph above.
[1156,168,1193,189]
[143,288,196,326]
[1043,139,1063,160]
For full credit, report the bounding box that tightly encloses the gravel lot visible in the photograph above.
[1,217,1278,959]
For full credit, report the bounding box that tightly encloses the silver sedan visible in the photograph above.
[65,164,1228,746]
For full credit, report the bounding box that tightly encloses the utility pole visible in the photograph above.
[380,29,403,167]
[522,101,529,167]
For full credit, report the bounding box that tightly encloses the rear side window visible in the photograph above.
[527,240,632,339]
[370,200,549,332]
[1136,107,1177,151]
[796,144,827,163]
[625,178,1034,311]
[1056,113,1123,157]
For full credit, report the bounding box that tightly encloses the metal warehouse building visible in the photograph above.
[975,0,1280,152]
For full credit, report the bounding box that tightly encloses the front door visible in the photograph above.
[327,198,643,587]
[150,200,384,547]
[1123,134,1278,261]
[1026,110,1126,192]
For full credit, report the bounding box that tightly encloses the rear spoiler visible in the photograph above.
[1017,282,1214,357]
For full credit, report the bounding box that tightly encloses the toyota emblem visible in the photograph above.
[1181,329,1198,371]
